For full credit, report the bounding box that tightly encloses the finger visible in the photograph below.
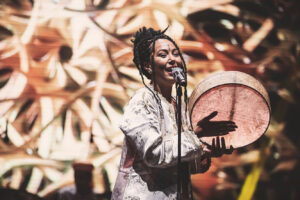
[217,129,236,134]
[213,121,238,128]
[214,131,230,136]
[225,145,234,154]
[206,143,212,150]
[204,111,218,121]
[217,123,238,130]
[225,123,238,128]
[226,124,238,129]
[210,124,237,132]
[216,136,220,151]
[215,129,236,134]
[216,127,236,133]
[230,145,234,153]
[212,138,216,152]
[224,127,237,132]
[221,137,226,152]
[233,124,238,128]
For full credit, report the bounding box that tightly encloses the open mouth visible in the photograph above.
[165,66,176,72]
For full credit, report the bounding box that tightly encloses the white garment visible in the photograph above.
[111,86,210,200]
[56,186,97,200]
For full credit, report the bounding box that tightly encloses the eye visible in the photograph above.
[173,50,180,56]
[158,54,167,58]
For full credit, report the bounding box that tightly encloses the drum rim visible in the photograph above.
[188,71,272,148]
[188,71,271,112]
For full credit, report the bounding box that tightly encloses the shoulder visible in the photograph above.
[122,87,160,119]
[127,87,157,108]
[131,87,154,101]
[120,87,159,131]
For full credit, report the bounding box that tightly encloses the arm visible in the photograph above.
[189,137,234,174]
[189,111,236,173]
[120,90,206,168]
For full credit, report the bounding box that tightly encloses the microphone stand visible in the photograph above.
[176,82,182,200]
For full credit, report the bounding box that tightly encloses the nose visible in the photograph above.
[168,58,175,65]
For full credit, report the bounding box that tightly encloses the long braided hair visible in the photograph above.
[131,27,189,119]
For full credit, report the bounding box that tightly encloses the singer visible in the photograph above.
[111,27,237,200]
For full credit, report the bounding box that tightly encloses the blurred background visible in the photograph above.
[0,0,299,199]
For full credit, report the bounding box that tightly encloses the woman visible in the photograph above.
[112,27,237,200]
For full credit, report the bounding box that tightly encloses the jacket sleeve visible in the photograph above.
[120,90,206,168]
[189,152,211,174]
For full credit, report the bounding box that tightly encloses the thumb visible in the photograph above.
[204,111,218,121]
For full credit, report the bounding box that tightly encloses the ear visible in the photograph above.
[144,65,152,75]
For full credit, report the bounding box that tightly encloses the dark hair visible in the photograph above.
[131,27,188,119]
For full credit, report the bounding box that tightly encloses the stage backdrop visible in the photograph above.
[0,0,299,199]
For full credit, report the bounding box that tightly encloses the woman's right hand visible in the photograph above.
[207,136,234,157]
[194,111,237,137]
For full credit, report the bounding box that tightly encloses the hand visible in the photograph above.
[207,136,234,157]
[194,111,237,137]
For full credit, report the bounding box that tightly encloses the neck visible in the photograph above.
[153,82,173,103]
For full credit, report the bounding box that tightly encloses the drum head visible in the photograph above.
[189,71,271,149]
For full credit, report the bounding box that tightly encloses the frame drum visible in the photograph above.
[188,71,271,148]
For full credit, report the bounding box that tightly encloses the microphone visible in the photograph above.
[171,67,186,86]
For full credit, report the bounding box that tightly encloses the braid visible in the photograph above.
[150,36,164,115]
[162,35,189,121]
[133,39,163,116]
[158,35,189,121]
[132,27,167,117]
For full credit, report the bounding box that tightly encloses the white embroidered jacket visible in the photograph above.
[112,87,210,200]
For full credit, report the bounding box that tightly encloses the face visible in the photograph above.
[146,39,183,87]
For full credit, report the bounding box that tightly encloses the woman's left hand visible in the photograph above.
[195,111,237,138]
[207,136,233,157]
